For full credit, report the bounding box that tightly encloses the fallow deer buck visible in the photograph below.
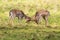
[33,9,50,26]
[9,9,31,23]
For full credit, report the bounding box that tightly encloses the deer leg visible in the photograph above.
[9,15,15,26]
[17,16,22,23]
[35,16,40,24]
[9,12,16,25]
[17,15,21,20]
[43,16,48,26]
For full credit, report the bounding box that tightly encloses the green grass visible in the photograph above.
[0,0,60,40]
[0,26,60,40]
[0,14,60,40]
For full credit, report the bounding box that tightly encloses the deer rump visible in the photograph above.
[9,9,25,20]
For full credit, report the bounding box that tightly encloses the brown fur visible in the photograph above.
[34,9,50,26]
[9,9,31,22]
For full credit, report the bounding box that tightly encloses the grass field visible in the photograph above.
[0,0,60,40]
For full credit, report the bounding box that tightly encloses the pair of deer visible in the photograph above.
[9,9,50,26]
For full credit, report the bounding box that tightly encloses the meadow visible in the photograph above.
[0,0,60,40]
